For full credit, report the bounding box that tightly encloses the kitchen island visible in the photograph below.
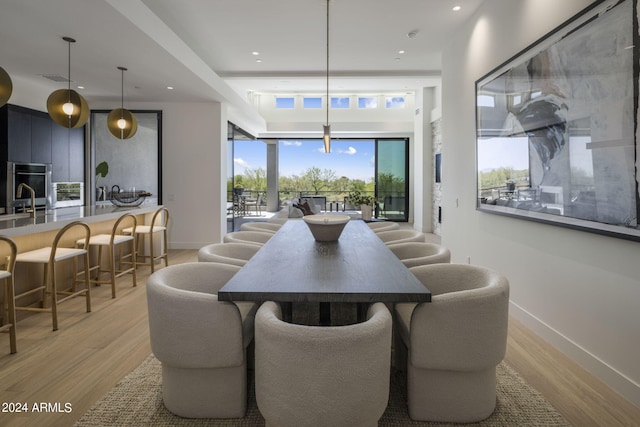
[0,203,163,308]
[0,204,161,237]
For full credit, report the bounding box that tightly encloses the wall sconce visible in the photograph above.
[107,66,137,139]
[46,37,89,128]
[0,66,12,107]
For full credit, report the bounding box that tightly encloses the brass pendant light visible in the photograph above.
[107,66,137,139]
[323,0,331,153]
[47,37,89,128]
[0,66,12,107]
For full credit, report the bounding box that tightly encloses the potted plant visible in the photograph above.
[96,161,109,201]
[348,190,377,221]
[233,183,244,196]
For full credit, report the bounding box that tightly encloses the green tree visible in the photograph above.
[331,176,351,193]
[349,179,366,193]
[304,167,336,194]
[243,167,267,192]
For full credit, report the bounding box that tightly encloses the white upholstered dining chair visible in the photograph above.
[387,241,451,268]
[375,229,425,245]
[146,262,257,418]
[366,221,400,233]
[240,221,282,234]
[255,301,392,427]
[223,230,272,246]
[197,242,260,267]
[394,263,510,422]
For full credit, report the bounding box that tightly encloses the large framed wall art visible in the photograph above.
[475,0,640,242]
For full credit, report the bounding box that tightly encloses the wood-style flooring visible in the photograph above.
[0,249,638,427]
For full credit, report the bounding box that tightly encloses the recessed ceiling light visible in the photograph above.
[256,59,262,63]
[167,86,174,90]
[252,51,260,56]
[406,30,418,39]
[398,50,405,54]
[452,5,461,11]
[77,85,85,90]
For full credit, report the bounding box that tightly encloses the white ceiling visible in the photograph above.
[0,0,485,108]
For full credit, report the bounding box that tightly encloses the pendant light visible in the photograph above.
[46,37,89,128]
[0,66,12,107]
[323,0,331,153]
[107,66,137,139]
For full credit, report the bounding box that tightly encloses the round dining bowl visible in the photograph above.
[303,214,350,242]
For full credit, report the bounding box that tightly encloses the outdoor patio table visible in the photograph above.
[218,218,431,325]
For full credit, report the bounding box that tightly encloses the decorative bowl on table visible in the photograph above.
[303,214,350,242]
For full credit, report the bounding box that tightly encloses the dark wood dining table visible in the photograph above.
[218,218,431,324]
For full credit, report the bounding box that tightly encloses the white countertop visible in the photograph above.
[0,204,161,237]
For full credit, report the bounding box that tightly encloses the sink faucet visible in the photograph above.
[16,183,36,218]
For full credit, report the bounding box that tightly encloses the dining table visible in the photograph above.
[218,218,431,325]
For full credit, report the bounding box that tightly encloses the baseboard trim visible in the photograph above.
[168,242,211,250]
[510,301,640,408]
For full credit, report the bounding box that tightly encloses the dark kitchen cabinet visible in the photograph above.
[6,106,31,162]
[31,113,52,164]
[0,104,85,184]
[52,124,84,182]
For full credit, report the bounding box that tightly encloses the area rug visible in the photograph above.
[75,354,569,426]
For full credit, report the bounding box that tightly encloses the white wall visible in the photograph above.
[441,0,640,407]
[91,100,228,249]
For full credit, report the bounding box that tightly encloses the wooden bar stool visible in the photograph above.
[123,207,168,273]
[77,213,137,298]
[14,221,91,331]
[0,236,18,353]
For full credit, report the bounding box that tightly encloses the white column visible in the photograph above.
[265,140,279,212]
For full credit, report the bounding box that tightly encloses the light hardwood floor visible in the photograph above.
[0,248,638,427]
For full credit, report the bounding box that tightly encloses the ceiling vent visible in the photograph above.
[40,74,71,83]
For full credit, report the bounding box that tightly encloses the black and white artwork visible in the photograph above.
[476,0,640,241]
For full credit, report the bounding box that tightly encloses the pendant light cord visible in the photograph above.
[326,0,329,126]
[121,68,124,110]
[67,40,71,94]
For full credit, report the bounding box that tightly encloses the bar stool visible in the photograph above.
[123,207,168,273]
[14,221,91,331]
[0,236,18,353]
[77,213,137,298]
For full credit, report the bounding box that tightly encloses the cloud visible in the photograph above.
[234,158,250,169]
[335,146,357,155]
[281,140,302,147]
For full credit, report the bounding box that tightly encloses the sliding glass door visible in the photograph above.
[227,123,255,232]
[376,139,409,221]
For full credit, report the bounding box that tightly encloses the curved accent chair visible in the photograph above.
[240,222,282,234]
[375,229,425,246]
[255,301,392,427]
[223,231,272,246]
[147,262,257,418]
[394,263,510,422]
[386,242,451,268]
[366,221,400,233]
[197,242,260,267]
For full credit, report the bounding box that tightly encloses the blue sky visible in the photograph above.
[234,139,376,181]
